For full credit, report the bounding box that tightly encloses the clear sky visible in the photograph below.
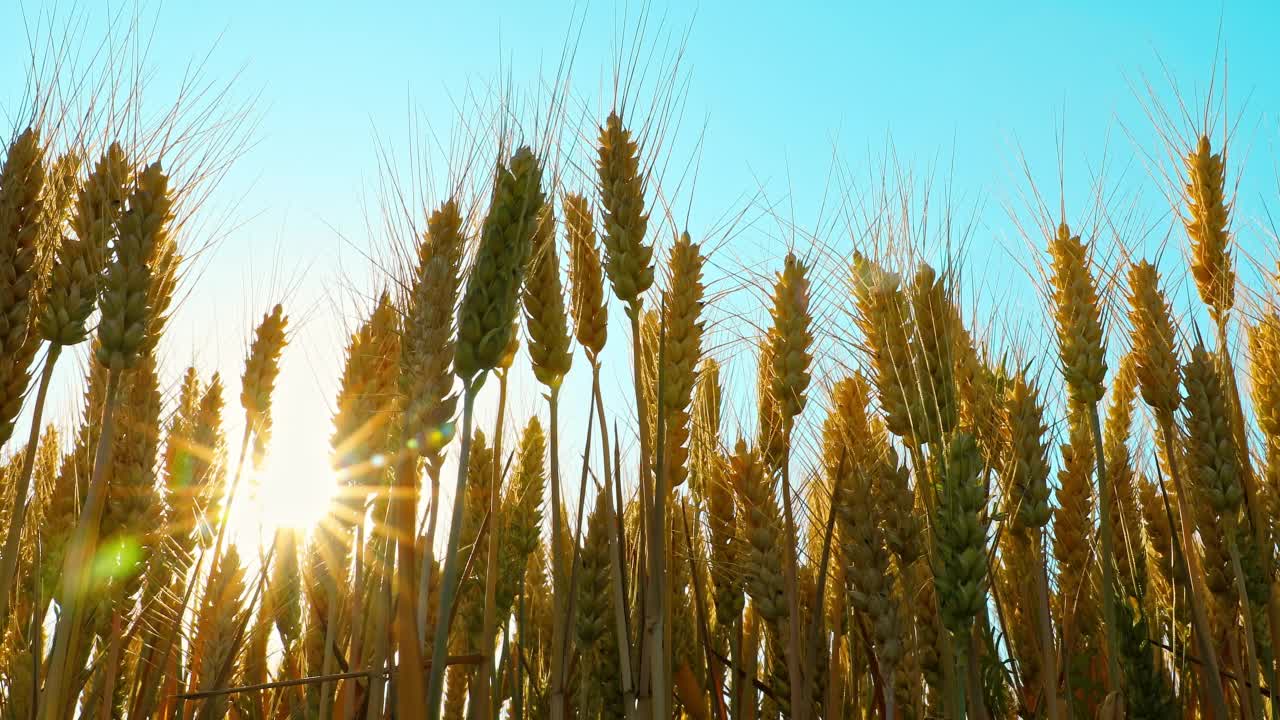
[2,1,1279,540]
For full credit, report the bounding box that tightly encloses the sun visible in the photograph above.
[228,445,336,550]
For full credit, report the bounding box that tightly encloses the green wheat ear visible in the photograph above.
[455,146,545,381]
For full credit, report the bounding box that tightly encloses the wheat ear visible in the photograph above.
[521,202,575,719]
[1045,222,1123,696]
[43,161,176,719]
[1127,259,1231,717]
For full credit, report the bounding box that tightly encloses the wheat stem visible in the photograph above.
[1227,529,1266,719]
[418,456,441,645]
[1214,321,1261,533]
[0,344,60,627]
[41,370,121,720]
[779,424,806,720]
[475,365,511,719]
[425,379,481,718]
[1033,539,1059,720]
[208,423,253,591]
[98,612,124,720]
[390,456,426,720]
[952,627,969,720]
[1086,404,1122,696]
[626,301,663,720]
[548,382,569,720]
[592,362,637,719]
[473,363,506,717]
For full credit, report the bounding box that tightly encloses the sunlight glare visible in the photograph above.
[229,444,336,550]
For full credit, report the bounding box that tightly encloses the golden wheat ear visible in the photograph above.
[402,197,464,461]
[596,112,654,308]
[1183,136,1235,325]
[659,231,705,491]
[824,377,904,718]
[0,129,47,446]
[1127,261,1181,418]
[523,205,572,389]
[241,303,289,467]
[564,191,607,359]
[851,253,917,446]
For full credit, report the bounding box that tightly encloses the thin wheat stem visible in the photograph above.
[966,627,989,720]
[317,550,342,720]
[779,422,805,720]
[628,301,663,720]
[342,525,365,720]
[393,455,427,720]
[417,456,441,648]
[1034,538,1060,720]
[548,382,569,720]
[517,583,530,719]
[1214,321,1260,530]
[41,370,122,720]
[425,378,480,718]
[0,344,60,627]
[478,365,511,719]
[732,617,745,720]
[1086,403,1123,697]
[368,510,398,716]
[952,627,969,720]
[472,365,510,720]
[1227,530,1265,719]
[208,423,253,587]
[592,362,637,719]
[98,613,124,720]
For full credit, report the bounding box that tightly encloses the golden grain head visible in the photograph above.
[522,207,573,388]
[596,111,654,307]
[1184,135,1235,321]
[402,197,464,456]
[756,337,786,474]
[659,230,706,488]
[1053,406,1095,595]
[43,145,128,346]
[1127,260,1181,415]
[852,252,917,442]
[505,416,547,559]
[1250,310,1280,441]
[689,357,722,497]
[1047,222,1107,406]
[564,191,608,358]
[767,251,814,425]
[0,129,48,444]
[728,438,787,624]
[908,263,959,443]
[241,303,289,430]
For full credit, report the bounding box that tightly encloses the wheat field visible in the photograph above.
[3,6,1280,720]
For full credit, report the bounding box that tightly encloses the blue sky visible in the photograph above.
[2,1,1279,536]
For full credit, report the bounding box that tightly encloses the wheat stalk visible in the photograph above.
[1127,258,1231,717]
[426,145,545,719]
[1044,222,1123,699]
